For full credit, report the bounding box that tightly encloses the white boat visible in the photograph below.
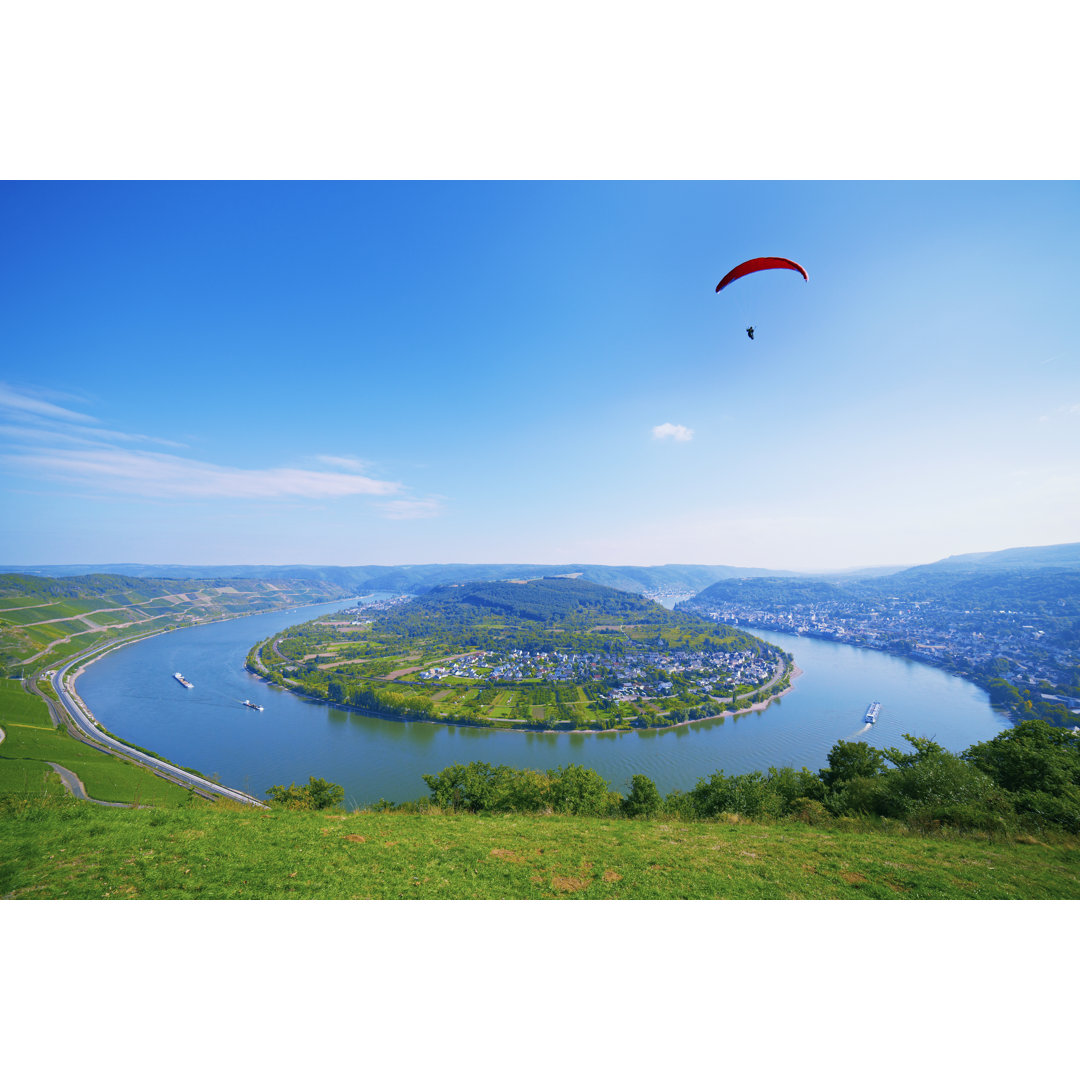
[174,672,194,689]
[242,699,264,712]
[864,701,881,723]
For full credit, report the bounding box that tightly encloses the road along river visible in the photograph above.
[76,602,1011,808]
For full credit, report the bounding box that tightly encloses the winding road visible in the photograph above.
[47,643,265,808]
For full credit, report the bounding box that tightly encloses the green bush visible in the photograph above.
[877,752,1003,821]
[548,764,618,816]
[1010,788,1080,833]
[789,797,830,825]
[422,761,617,815]
[689,770,783,819]
[765,766,827,812]
[824,775,888,816]
[819,740,888,787]
[267,776,344,810]
[623,774,662,818]
[965,718,1080,798]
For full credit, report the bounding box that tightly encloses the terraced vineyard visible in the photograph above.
[0,572,354,676]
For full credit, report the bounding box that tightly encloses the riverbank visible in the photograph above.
[49,599,360,804]
[66,596,361,722]
[728,619,1024,725]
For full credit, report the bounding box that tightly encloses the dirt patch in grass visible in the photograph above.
[345,834,366,843]
[551,875,590,894]
[602,869,622,883]
[841,871,868,884]
[490,848,525,863]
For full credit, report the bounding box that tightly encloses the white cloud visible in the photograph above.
[651,422,694,442]
[315,454,373,471]
[0,382,446,510]
[0,383,98,423]
[3,446,402,499]
[378,497,445,519]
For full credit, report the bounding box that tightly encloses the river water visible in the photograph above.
[77,601,1010,807]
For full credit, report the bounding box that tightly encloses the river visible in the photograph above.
[77,601,1011,807]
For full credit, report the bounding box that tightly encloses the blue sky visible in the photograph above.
[2,181,1078,570]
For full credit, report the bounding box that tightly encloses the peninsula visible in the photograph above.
[246,577,794,731]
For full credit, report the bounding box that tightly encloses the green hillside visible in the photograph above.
[3,795,1077,900]
[0,572,353,676]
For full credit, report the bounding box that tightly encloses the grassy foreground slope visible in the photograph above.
[3,798,1079,899]
[0,679,194,807]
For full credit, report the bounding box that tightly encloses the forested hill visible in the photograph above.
[689,567,1080,615]
[909,541,1080,574]
[381,577,697,631]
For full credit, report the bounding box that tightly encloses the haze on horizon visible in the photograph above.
[2,181,1078,573]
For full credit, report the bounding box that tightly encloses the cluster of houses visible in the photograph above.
[416,645,779,703]
[695,595,1078,713]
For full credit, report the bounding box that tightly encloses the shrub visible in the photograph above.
[267,775,344,810]
[1010,788,1080,834]
[824,775,888,816]
[819,740,888,787]
[964,718,1080,798]
[766,766,827,812]
[623,774,663,818]
[689,770,782,819]
[877,752,1003,821]
[789,797,830,825]
[547,764,617,816]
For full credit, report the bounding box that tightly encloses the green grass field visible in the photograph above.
[0,678,54,726]
[0,599,107,624]
[3,798,1078,899]
[0,680,192,807]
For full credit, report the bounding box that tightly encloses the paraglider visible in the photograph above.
[716,257,808,340]
[715,257,809,293]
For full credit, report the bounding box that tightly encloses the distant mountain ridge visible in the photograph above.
[0,561,804,596]
[905,542,1080,574]
[3,541,1077,593]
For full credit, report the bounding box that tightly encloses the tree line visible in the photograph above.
[270,718,1080,837]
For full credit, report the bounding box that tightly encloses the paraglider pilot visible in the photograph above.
[745,326,755,340]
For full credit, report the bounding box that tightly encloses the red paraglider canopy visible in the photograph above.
[715,257,808,293]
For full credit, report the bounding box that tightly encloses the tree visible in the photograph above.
[819,740,888,787]
[964,718,1080,797]
[624,774,662,818]
[547,764,615,815]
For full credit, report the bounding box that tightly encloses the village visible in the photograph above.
[416,644,780,703]
[690,596,1080,714]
